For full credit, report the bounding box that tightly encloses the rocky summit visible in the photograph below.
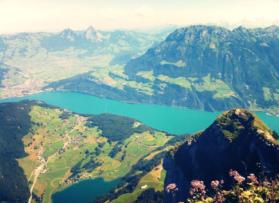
[164,109,279,202]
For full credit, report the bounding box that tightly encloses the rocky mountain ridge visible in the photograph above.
[164,108,279,202]
[124,25,279,112]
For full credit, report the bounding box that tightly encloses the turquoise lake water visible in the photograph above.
[52,178,120,203]
[1,91,278,134]
[1,91,278,202]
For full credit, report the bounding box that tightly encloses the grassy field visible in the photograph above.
[158,75,192,89]
[89,65,154,95]
[193,74,236,99]
[111,162,166,203]
[16,104,172,203]
[135,70,236,100]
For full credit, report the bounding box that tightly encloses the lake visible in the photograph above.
[52,178,120,203]
[1,91,278,134]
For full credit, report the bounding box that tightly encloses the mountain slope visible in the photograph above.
[0,101,177,203]
[48,25,279,113]
[124,25,279,112]
[164,108,279,202]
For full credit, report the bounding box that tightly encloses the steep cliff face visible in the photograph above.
[125,25,279,111]
[165,109,279,201]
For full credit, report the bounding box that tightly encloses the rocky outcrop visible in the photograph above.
[164,109,279,202]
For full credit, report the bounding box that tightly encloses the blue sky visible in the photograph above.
[0,0,279,33]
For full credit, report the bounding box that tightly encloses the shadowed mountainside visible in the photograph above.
[0,102,32,202]
[164,108,279,202]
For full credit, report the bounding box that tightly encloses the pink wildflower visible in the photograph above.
[189,180,206,196]
[229,169,245,184]
[166,183,178,193]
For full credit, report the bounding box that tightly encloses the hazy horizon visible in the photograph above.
[0,0,279,34]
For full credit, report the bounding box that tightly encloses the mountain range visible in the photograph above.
[47,25,279,113]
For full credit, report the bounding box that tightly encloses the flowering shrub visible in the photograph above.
[229,169,245,184]
[189,180,206,200]
[188,170,279,203]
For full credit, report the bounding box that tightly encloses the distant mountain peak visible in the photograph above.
[84,26,104,42]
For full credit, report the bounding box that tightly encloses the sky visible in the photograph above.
[0,0,279,34]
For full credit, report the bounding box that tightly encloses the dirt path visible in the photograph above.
[28,147,47,203]
[28,162,46,203]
